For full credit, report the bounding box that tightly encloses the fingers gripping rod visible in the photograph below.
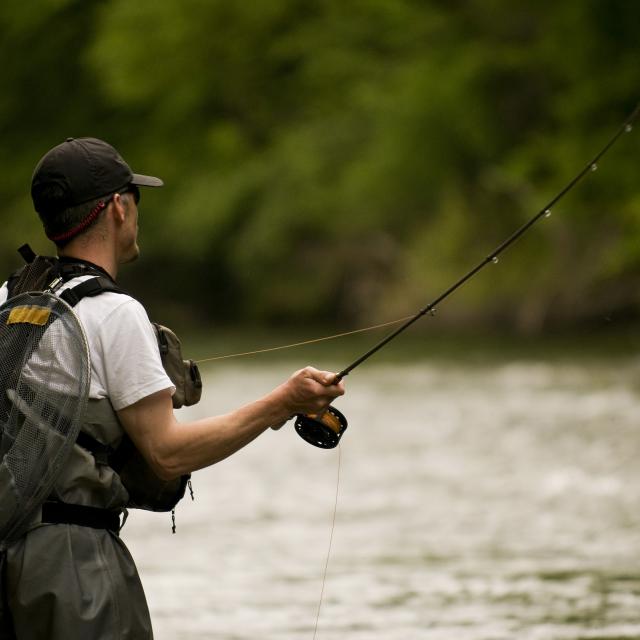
[296,103,640,448]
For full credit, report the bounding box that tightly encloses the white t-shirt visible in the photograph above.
[0,276,174,411]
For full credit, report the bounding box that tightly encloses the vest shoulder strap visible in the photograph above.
[6,246,127,304]
[59,276,127,308]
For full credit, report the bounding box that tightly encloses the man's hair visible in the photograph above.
[38,193,106,248]
[38,184,132,248]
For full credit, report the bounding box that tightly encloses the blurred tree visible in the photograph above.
[0,0,638,333]
[0,1,109,268]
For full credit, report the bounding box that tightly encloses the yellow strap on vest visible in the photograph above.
[6,305,51,326]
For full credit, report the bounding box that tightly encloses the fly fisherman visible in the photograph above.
[0,137,345,639]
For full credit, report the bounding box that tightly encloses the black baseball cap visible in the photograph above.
[31,137,163,215]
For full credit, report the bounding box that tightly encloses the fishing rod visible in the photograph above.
[295,102,640,449]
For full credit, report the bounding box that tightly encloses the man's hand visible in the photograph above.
[270,366,345,430]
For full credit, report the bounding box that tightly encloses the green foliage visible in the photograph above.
[1,0,638,333]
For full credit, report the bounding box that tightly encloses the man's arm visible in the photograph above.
[117,366,344,480]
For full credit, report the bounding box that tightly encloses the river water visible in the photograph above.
[124,355,640,639]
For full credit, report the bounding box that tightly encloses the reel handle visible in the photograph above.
[294,405,348,449]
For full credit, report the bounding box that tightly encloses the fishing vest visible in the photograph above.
[4,246,202,518]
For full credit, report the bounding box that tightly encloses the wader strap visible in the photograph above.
[41,502,125,534]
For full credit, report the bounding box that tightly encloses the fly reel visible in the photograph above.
[295,406,348,449]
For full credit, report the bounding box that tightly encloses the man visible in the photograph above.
[0,137,345,639]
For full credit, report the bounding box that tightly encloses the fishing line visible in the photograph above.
[190,104,637,637]
[312,444,341,640]
[194,105,637,639]
[194,316,415,364]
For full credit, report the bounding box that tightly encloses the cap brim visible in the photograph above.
[131,173,164,187]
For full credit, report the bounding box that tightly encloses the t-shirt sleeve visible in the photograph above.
[96,298,175,410]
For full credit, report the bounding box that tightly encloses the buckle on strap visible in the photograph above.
[41,501,125,533]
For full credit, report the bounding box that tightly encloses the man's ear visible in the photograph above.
[110,193,127,223]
